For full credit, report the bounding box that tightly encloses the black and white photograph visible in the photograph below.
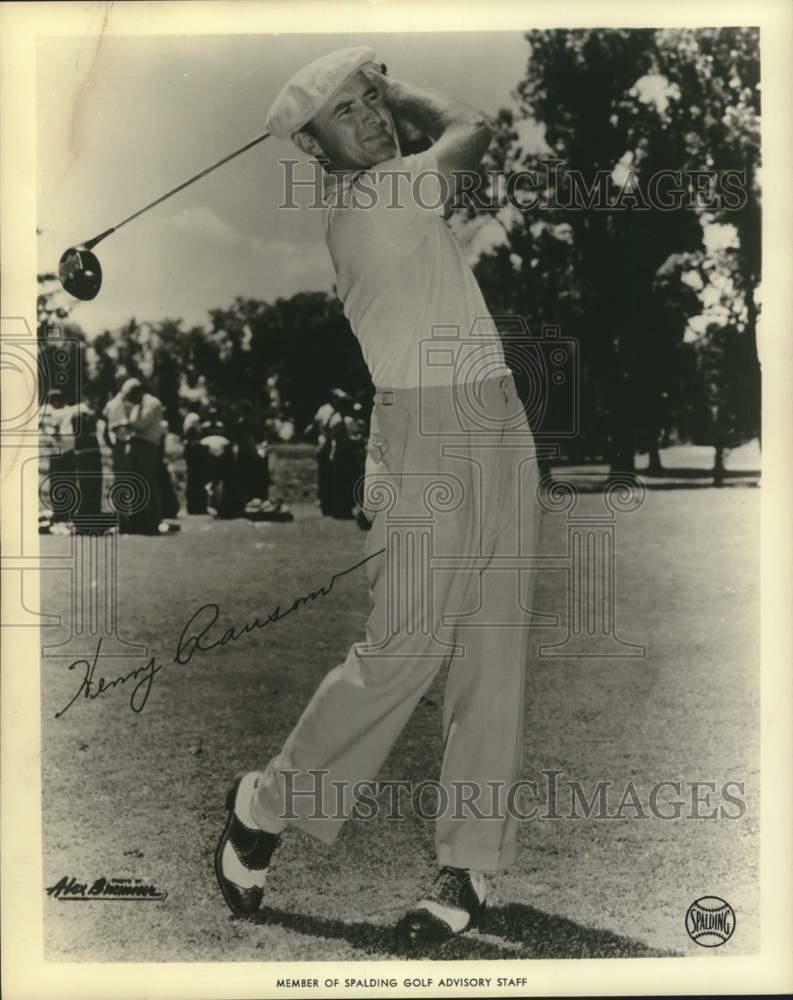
[2,2,792,998]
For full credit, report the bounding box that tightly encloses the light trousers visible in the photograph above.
[253,374,540,872]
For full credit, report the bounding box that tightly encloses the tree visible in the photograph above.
[654,27,761,454]
[77,291,371,440]
[466,28,761,471]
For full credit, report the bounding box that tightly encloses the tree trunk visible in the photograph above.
[713,444,726,487]
[647,441,663,475]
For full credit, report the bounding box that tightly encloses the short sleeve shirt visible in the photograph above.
[322,148,510,389]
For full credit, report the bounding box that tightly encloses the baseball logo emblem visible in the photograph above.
[685,896,736,947]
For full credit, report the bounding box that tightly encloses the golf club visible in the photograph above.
[58,129,272,301]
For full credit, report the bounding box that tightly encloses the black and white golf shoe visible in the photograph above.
[214,772,281,917]
[394,866,487,946]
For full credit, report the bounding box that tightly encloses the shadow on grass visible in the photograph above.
[542,470,759,494]
[640,480,759,490]
[253,902,672,959]
[478,903,675,958]
[638,467,759,480]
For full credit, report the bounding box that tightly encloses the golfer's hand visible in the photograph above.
[394,116,429,148]
[360,61,389,93]
[361,63,427,147]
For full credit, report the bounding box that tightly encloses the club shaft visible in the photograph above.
[85,130,272,249]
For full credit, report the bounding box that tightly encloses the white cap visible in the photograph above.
[266,46,377,140]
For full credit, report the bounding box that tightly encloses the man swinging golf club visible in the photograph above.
[215,46,539,946]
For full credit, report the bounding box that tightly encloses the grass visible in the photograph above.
[39,474,759,962]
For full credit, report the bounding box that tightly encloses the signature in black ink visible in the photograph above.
[54,641,161,718]
[54,548,384,718]
[46,875,167,901]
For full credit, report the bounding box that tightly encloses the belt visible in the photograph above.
[373,373,513,407]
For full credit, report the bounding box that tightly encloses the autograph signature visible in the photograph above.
[54,548,385,719]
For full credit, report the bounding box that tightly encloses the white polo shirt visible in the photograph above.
[323,148,510,390]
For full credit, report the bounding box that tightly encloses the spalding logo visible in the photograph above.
[685,896,736,947]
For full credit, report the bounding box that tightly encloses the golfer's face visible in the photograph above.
[312,70,397,168]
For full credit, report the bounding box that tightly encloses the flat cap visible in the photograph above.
[266,46,377,140]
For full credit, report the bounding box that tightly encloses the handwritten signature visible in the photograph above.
[54,548,385,719]
[46,875,168,901]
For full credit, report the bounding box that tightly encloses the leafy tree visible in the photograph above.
[80,291,370,438]
[654,27,761,454]
[468,27,760,471]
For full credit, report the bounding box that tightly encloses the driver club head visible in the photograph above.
[59,246,102,301]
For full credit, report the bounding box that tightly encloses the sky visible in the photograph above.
[37,31,532,337]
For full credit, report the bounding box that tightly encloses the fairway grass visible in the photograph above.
[40,485,759,961]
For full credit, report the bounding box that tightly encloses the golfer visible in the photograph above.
[216,46,539,945]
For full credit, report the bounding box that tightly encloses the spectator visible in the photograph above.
[40,388,76,526]
[201,406,226,437]
[158,419,181,520]
[230,402,271,514]
[306,392,338,516]
[70,403,103,527]
[327,393,364,519]
[182,410,208,514]
[103,380,134,477]
[118,378,164,535]
[202,418,240,519]
[274,411,296,442]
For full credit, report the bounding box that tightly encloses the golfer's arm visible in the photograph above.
[383,78,493,191]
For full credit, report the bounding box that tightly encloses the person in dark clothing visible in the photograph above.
[107,379,164,535]
[70,404,103,527]
[305,393,338,515]
[182,411,208,514]
[327,393,364,519]
[103,384,132,478]
[202,419,241,519]
[230,403,271,513]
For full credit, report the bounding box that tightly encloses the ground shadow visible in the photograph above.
[254,902,673,959]
[478,903,675,958]
[542,471,759,494]
[638,467,758,480]
[641,480,758,490]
